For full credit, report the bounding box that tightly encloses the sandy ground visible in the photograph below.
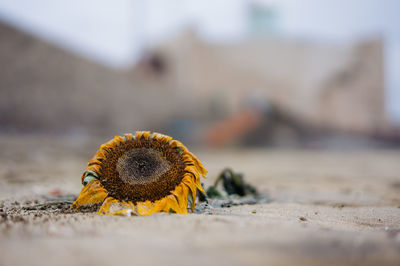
[0,135,399,266]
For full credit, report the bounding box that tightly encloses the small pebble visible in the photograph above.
[252,210,257,214]
[299,217,307,222]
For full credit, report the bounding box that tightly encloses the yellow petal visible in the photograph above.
[195,177,205,194]
[135,131,143,139]
[142,131,151,140]
[171,184,188,214]
[98,197,119,215]
[183,151,207,176]
[178,184,189,213]
[71,180,108,210]
[136,202,152,216]
[152,132,172,144]
[86,164,101,176]
[163,195,181,213]
[113,135,125,145]
[150,198,167,213]
[185,166,201,183]
[182,175,197,209]
[123,133,133,141]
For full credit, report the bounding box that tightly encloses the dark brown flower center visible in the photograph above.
[99,137,186,203]
[116,148,170,185]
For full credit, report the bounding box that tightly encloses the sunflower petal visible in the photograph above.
[163,195,181,213]
[71,180,108,210]
[113,135,125,145]
[136,202,152,216]
[98,197,119,215]
[182,175,197,209]
[123,133,133,141]
[171,184,188,214]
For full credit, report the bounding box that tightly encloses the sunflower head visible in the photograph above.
[71,131,207,216]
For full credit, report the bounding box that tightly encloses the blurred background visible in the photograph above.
[0,0,399,148]
[1,3,400,265]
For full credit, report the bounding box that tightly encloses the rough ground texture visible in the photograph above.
[0,135,399,266]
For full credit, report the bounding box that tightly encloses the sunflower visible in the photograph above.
[71,131,207,216]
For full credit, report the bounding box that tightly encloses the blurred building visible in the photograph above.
[0,22,171,135]
[0,0,399,146]
[134,31,386,134]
